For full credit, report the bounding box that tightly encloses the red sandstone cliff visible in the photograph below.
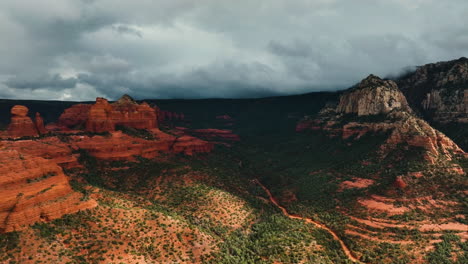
[85,97,115,133]
[58,95,159,133]
[58,104,91,129]
[0,148,96,232]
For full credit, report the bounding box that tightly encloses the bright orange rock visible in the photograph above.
[82,95,158,133]
[2,137,81,169]
[111,96,157,130]
[86,97,115,133]
[7,105,39,138]
[0,149,96,232]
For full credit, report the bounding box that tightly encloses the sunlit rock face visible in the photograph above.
[58,95,158,133]
[0,148,96,233]
[336,74,412,116]
[297,74,465,164]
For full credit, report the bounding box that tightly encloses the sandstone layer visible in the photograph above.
[0,148,96,232]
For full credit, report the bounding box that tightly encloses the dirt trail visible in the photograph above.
[254,179,364,264]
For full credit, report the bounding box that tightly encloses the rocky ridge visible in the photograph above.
[397,57,468,123]
[297,74,465,164]
[337,74,412,116]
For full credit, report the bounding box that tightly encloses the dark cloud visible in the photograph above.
[0,0,467,101]
[5,74,78,90]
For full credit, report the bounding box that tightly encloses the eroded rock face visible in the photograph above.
[58,104,91,129]
[35,113,47,135]
[297,75,465,164]
[86,97,115,133]
[337,75,412,116]
[2,138,81,169]
[71,131,172,161]
[397,57,468,123]
[69,129,214,160]
[112,95,157,130]
[0,148,96,232]
[7,105,39,138]
[382,111,464,163]
[83,95,157,133]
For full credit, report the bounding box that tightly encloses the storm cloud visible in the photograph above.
[0,0,467,101]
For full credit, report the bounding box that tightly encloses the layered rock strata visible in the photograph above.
[0,148,96,232]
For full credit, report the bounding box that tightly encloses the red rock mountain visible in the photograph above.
[397,57,468,123]
[58,95,158,133]
[297,74,465,164]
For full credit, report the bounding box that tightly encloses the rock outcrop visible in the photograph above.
[337,75,412,116]
[85,97,115,133]
[298,75,465,163]
[71,131,173,161]
[2,138,81,169]
[112,95,157,129]
[7,105,39,138]
[396,57,468,123]
[0,148,96,232]
[172,136,214,156]
[58,104,91,129]
[34,113,47,135]
[77,95,158,133]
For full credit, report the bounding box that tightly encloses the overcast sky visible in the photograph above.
[0,0,467,101]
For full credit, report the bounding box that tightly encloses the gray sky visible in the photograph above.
[0,0,467,101]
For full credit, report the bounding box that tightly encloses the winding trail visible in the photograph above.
[254,179,364,264]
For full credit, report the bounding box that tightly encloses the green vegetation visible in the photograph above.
[427,234,467,264]
[115,124,155,139]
